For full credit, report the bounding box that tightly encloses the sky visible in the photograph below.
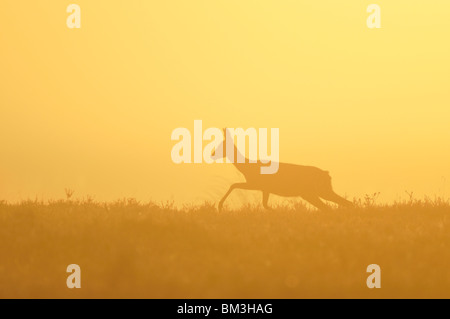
[1,1,449,205]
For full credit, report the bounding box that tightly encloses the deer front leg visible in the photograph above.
[218,183,252,211]
[262,191,271,210]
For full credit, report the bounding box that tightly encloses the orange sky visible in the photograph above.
[1,1,449,205]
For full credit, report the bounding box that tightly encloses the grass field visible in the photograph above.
[1,196,450,299]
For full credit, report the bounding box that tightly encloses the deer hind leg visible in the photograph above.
[218,182,253,211]
[302,195,330,211]
[320,190,354,208]
[262,192,271,210]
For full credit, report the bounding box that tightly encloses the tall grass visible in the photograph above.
[0,196,450,298]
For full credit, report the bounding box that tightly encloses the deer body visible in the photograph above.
[217,135,353,211]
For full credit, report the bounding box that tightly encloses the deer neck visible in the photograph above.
[225,144,243,162]
[227,144,255,175]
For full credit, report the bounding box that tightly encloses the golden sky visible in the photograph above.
[1,1,449,204]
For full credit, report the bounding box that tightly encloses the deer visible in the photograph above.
[213,129,354,211]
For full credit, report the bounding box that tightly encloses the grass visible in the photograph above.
[1,196,450,298]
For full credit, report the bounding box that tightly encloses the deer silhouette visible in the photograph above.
[213,129,354,211]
